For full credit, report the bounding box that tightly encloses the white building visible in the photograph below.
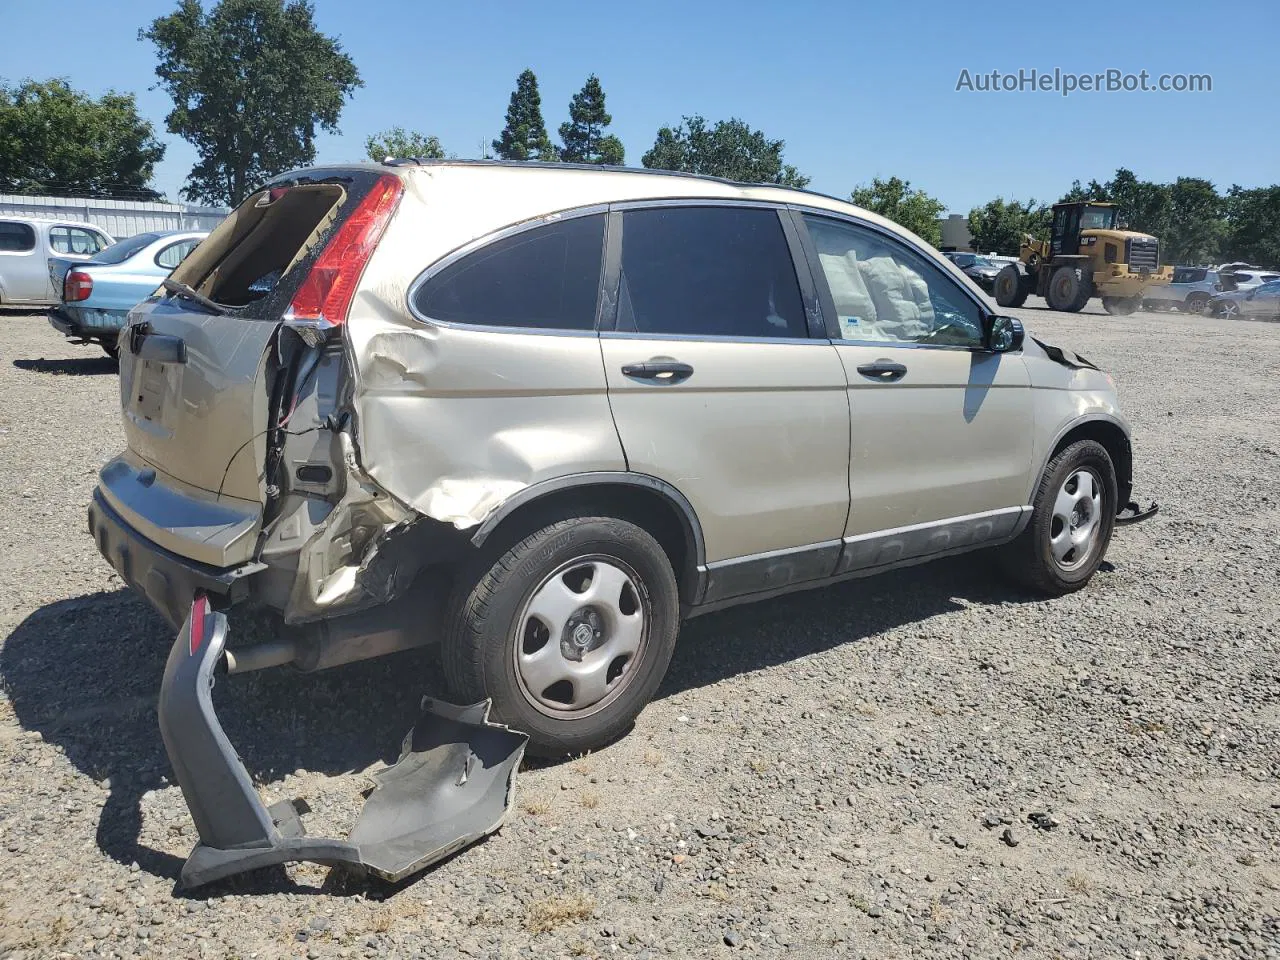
[0,194,227,239]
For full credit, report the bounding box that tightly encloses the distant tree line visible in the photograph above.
[965,169,1279,267]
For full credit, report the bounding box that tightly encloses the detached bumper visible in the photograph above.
[160,596,528,888]
[88,490,262,628]
[1116,499,1159,526]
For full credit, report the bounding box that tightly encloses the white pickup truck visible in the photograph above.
[0,216,113,306]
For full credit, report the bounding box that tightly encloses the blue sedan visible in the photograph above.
[48,231,207,358]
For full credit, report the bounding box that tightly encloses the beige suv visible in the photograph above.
[91,161,1154,755]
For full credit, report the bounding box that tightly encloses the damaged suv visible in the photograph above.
[92,161,1155,760]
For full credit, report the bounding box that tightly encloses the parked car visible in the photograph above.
[1219,269,1280,293]
[1209,279,1280,319]
[944,251,1002,292]
[1142,266,1221,313]
[92,161,1156,763]
[0,217,113,306]
[48,231,207,357]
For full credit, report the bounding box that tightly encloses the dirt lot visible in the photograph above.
[0,303,1277,960]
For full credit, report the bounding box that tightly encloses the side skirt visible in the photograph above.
[688,507,1031,618]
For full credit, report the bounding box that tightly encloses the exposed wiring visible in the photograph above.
[215,425,323,502]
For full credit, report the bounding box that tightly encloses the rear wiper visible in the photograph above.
[162,278,227,316]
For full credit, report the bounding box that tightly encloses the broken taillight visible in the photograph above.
[64,270,93,302]
[288,174,403,326]
[188,592,210,656]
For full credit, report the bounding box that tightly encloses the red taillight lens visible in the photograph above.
[64,270,93,302]
[288,174,403,326]
[188,592,210,656]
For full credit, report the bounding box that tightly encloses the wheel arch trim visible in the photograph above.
[1035,414,1133,506]
[469,471,708,600]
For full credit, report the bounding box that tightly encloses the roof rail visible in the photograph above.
[376,157,836,202]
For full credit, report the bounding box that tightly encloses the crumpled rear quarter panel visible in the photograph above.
[342,167,628,528]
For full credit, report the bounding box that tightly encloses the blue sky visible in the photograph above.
[2,0,1274,212]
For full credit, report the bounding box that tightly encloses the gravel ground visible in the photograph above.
[0,302,1277,960]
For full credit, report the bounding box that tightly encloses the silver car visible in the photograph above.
[1210,279,1280,319]
[0,216,113,306]
[91,161,1156,758]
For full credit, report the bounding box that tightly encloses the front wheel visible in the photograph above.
[442,514,680,756]
[1046,266,1089,312]
[998,439,1117,596]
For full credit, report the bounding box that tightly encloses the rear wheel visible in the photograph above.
[999,440,1117,596]
[1185,293,1209,315]
[994,264,1029,308]
[1046,266,1089,312]
[1216,299,1241,319]
[101,342,119,361]
[1101,295,1140,316]
[442,513,680,756]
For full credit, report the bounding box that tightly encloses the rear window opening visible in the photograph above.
[171,183,347,308]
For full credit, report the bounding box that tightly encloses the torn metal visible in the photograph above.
[159,594,527,889]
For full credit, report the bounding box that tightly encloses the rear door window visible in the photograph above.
[0,221,35,253]
[413,213,606,330]
[616,206,806,338]
[50,226,107,255]
[156,238,201,269]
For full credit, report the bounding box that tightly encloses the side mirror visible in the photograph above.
[983,315,1024,353]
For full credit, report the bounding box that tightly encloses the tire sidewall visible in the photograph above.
[467,518,679,755]
[1029,441,1118,591]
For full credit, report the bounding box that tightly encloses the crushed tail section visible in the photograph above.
[160,594,527,889]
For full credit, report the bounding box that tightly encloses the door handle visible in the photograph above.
[621,360,694,382]
[856,360,907,382]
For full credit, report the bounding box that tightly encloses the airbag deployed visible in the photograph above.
[159,595,527,888]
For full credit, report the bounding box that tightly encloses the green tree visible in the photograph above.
[1224,185,1280,266]
[142,0,361,206]
[365,127,445,162]
[493,69,556,161]
[0,79,165,198]
[558,74,623,165]
[967,198,1050,255]
[1164,177,1224,264]
[849,176,946,246]
[641,115,809,187]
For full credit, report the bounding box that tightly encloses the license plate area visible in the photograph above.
[134,358,184,429]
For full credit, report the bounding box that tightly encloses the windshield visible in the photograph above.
[92,233,161,265]
[973,256,997,268]
[1080,206,1117,230]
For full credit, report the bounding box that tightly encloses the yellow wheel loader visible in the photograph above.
[993,202,1172,315]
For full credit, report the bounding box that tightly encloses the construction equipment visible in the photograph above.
[993,202,1172,315]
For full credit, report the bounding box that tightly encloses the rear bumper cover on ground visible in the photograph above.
[159,595,527,888]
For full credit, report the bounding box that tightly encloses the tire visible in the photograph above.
[1101,295,1140,316]
[1185,293,1209,315]
[101,342,119,361]
[1046,266,1088,312]
[1217,300,1241,319]
[994,264,1028,308]
[442,513,680,757]
[999,439,1118,596]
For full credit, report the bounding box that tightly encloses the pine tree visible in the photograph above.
[558,74,624,165]
[492,69,557,161]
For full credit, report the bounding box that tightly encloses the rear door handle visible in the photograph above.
[856,360,907,382]
[621,360,694,382]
